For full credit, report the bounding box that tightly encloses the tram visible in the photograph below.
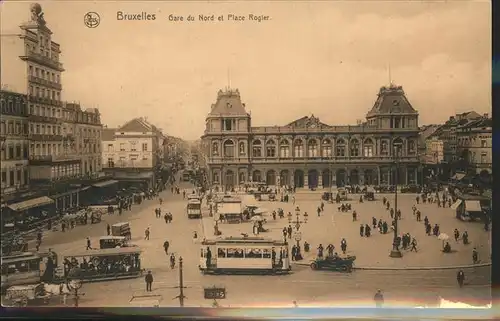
[199,236,290,275]
[60,247,143,282]
[187,199,202,219]
[1,252,42,292]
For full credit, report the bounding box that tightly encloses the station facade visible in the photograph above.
[201,85,421,189]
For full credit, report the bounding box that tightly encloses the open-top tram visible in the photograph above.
[199,236,290,275]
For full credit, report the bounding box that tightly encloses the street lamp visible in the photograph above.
[389,142,403,258]
[291,210,304,260]
[66,278,83,307]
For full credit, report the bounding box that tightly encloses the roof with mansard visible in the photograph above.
[208,88,250,117]
[366,84,418,117]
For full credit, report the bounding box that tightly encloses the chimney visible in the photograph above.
[483,113,489,118]
[449,116,455,121]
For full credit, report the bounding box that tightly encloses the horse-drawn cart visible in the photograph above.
[3,284,51,307]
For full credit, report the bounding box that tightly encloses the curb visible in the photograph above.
[293,262,491,271]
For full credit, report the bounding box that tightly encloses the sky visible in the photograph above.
[0,0,491,140]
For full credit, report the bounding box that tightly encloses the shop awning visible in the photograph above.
[450,199,463,210]
[8,196,54,212]
[465,200,482,212]
[218,203,242,215]
[93,180,119,188]
[451,173,466,181]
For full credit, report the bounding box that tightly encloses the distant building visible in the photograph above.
[456,114,492,177]
[1,4,107,213]
[102,118,165,189]
[202,84,421,189]
[428,111,483,165]
[0,90,30,204]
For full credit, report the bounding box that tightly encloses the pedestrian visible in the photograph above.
[457,270,465,287]
[352,211,357,221]
[282,227,287,241]
[287,225,293,239]
[374,289,384,308]
[472,248,478,264]
[163,240,170,254]
[145,271,153,291]
[107,224,111,235]
[35,239,41,252]
[340,238,347,254]
[359,224,364,237]
[410,238,418,252]
[193,231,198,243]
[416,211,421,222]
[145,227,150,240]
[86,237,92,250]
[454,229,460,242]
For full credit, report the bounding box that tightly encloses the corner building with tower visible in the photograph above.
[201,85,422,189]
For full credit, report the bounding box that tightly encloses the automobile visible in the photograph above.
[322,192,333,201]
[309,255,356,272]
[364,187,375,201]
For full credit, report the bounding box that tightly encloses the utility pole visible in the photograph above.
[174,257,187,307]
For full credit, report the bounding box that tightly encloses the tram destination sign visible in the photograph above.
[204,287,226,300]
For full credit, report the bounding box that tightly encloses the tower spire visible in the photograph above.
[227,68,231,90]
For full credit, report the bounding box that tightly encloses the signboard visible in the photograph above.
[293,231,302,241]
[204,287,226,300]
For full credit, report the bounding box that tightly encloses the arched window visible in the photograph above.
[212,142,219,156]
[407,140,416,155]
[307,139,318,157]
[350,139,360,157]
[363,138,374,157]
[266,139,276,157]
[223,140,234,157]
[252,139,262,157]
[238,142,245,155]
[321,139,332,157]
[213,171,220,184]
[279,139,290,158]
[393,138,404,156]
[293,140,304,157]
[336,139,346,157]
[380,140,389,156]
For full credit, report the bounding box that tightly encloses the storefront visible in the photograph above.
[85,180,119,205]
[115,171,155,191]
[6,196,56,231]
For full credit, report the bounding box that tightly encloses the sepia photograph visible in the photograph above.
[0,0,492,312]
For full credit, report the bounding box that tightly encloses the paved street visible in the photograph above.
[203,191,492,268]
[35,185,491,307]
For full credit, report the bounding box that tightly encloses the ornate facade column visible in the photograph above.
[290,170,295,187]
[359,169,365,185]
[377,166,381,185]
[331,168,337,187]
[304,170,309,187]
[415,167,418,185]
[318,173,323,188]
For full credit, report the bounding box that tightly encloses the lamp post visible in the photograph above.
[389,143,403,258]
[291,211,304,260]
[66,278,83,307]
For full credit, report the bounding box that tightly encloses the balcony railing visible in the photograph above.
[28,75,62,90]
[29,154,80,163]
[29,134,64,141]
[20,52,64,71]
[207,155,419,164]
[205,126,419,135]
[103,160,153,169]
[28,95,62,106]
[28,114,61,124]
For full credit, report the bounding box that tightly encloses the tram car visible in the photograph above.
[1,252,43,292]
[199,236,290,275]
